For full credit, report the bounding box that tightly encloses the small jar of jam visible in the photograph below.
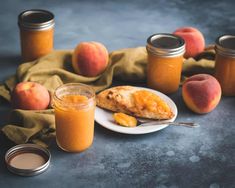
[214,35,235,96]
[18,9,54,62]
[146,33,185,94]
[52,83,96,152]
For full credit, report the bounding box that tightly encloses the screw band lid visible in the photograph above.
[146,33,185,57]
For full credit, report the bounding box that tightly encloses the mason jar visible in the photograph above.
[18,9,54,62]
[146,33,185,94]
[214,34,235,96]
[52,83,96,152]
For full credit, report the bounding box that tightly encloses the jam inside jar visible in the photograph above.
[52,83,96,152]
[18,9,54,62]
[146,33,185,94]
[214,35,235,96]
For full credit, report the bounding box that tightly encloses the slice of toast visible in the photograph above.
[96,86,174,120]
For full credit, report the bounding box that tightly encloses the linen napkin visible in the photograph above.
[0,46,215,146]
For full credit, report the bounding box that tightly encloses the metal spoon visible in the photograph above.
[137,120,200,128]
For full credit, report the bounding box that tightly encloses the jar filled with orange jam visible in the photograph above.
[214,35,235,96]
[18,9,54,62]
[52,83,96,152]
[146,33,185,94]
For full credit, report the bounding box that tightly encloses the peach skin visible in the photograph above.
[11,82,50,110]
[173,27,205,58]
[182,74,221,114]
[72,41,109,77]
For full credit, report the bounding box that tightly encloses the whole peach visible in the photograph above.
[72,41,109,77]
[11,82,50,110]
[173,27,205,58]
[182,74,221,114]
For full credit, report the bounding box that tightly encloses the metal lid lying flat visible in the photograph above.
[5,144,51,176]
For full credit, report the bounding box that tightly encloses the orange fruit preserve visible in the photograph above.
[133,90,171,114]
[146,33,185,94]
[54,95,95,152]
[20,28,54,62]
[113,113,137,127]
[53,83,96,152]
[147,55,184,94]
[18,10,54,62]
[214,34,235,96]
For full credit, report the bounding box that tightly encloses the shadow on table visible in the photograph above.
[0,54,21,175]
[0,53,21,64]
[0,101,14,151]
[94,121,170,143]
[0,53,21,81]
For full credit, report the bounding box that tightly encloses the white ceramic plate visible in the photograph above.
[95,87,177,134]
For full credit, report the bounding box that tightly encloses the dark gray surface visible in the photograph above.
[0,0,235,187]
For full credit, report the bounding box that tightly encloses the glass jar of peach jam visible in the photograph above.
[214,35,235,96]
[52,83,96,152]
[18,9,54,62]
[146,33,185,94]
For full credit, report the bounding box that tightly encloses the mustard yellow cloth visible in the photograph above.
[0,47,215,146]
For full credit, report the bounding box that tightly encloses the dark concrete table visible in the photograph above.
[0,0,234,187]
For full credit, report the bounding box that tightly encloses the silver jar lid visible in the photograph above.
[5,144,51,176]
[18,9,54,31]
[146,33,185,57]
[215,34,235,57]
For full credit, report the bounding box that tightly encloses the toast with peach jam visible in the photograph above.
[96,86,174,120]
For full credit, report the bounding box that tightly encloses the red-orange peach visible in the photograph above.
[72,41,109,77]
[173,27,205,58]
[182,74,221,114]
[11,82,50,110]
